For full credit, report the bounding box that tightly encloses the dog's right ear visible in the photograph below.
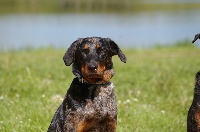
[63,38,82,66]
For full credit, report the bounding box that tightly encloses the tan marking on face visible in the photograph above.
[103,70,113,82]
[83,44,89,50]
[81,63,106,84]
[96,43,100,49]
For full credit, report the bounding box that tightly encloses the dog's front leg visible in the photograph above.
[48,104,65,132]
[106,117,117,132]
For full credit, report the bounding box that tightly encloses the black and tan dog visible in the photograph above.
[187,33,200,132]
[48,37,126,132]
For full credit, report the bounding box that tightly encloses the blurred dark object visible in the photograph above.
[187,72,200,132]
[192,33,200,43]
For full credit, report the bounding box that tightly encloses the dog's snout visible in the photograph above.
[88,60,98,72]
[88,64,97,71]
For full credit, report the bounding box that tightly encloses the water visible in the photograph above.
[0,10,200,50]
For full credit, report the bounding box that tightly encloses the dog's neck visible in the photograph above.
[73,77,111,86]
[69,77,112,100]
[77,77,110,85]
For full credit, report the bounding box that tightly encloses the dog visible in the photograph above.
[187,34,200,132]
[192,33,200,43]
[48,37,127,132]
[187,72,200,132]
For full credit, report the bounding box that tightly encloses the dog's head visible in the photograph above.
[63,37,126,84]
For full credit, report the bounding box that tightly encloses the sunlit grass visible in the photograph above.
[0,41,200,131]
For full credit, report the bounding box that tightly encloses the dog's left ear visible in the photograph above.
[106,38,127,63]
[63,38,82,66]
[192,33,200,43]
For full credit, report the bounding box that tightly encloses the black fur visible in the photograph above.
[187,72,200,132]
[192,33,200,43]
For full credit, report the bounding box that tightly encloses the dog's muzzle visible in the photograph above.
[81,60,114,84]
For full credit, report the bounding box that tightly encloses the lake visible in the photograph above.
[0,9,200,50]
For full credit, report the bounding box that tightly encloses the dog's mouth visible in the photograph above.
[84,74,104,84]
[81,63,114,84]
[82,70,114,84]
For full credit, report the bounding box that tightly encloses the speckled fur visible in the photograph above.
[187,72,200,132]
[48,78,117,132]
[48,37,126,132]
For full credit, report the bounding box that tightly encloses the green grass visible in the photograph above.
[0,42,200,131]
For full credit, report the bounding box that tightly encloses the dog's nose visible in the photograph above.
[88,65,97,71]
[88,60,98,72]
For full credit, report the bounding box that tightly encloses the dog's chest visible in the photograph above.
[69,82,117,120]
[64,83,117,132]
[84,83,117,116]
[63,82,117,131]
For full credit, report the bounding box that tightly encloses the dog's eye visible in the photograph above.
[82,49,89,55]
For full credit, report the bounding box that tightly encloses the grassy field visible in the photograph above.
[0,41,200,131]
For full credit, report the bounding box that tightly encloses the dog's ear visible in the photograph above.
[106,38,127,63]
[192,33,200,43]
[63,38,82,66]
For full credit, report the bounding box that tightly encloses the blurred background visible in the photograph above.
[0,0,200,50]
